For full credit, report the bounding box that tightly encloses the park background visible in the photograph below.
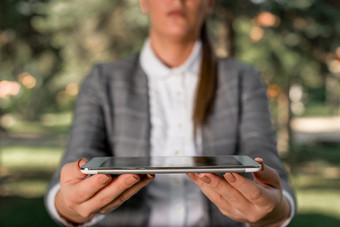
[1,0,340,226]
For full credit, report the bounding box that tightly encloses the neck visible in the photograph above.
[149,32,197,68]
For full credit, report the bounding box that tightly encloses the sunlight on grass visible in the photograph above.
[5,180,49,198]
[296,189,340,218]
[291,173,340,222]
[2,112,72,134]
[41,112,72,127]
[1,146,63,170]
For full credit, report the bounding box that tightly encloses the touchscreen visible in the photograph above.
[99,156,242,169]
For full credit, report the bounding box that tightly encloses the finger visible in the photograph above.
[188,173,222,199]
[224,172,278,207]
[188,173,270,223]
[198,173,251,210]
[65,173,113,203]
[253,158,281,189]
[99,174,155,213]
[61,158,114,203]
[189,173,251,221]
[78,174,143,216]
[188,173,239,214]
[60,158,88,184]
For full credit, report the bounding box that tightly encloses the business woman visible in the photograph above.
[45,0,296,226]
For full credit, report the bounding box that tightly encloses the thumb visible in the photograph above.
[252,158,281,189]
[60,158,88,184]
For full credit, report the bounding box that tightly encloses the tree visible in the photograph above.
[0,0,61,120]
[212,0,340,154]
[1,0,339,154]
[31,0,149,110]
[0,0,149,122]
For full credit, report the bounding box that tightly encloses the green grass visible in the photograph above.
[302,103,340,117]
[1,146,63,171]
[290,212,340,227]
[0,196,58,227]
[2,111,72,134]
[3,180,50,198]
[0,146,63,198]
[288,168,340,226]
[296,189,340,217]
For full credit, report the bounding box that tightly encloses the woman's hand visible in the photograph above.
[55,158,155,224]
[187,158,290,227]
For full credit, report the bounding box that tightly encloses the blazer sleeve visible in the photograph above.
[44,65,111,221]
[237,64,296,211]
[63,65,111,170]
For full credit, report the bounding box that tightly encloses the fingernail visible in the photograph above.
[199,175,211,184]
[187,173,198,181]
[255,157,263,164]
[77,158,88,168]
[126,175,140,186]
[224,173,236,183]
[98,174,111,184]
[255,158,265,171]
[145,174,155,182]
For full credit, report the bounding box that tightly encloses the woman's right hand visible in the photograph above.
[55,158,155,224]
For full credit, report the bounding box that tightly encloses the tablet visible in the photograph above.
[80,155,262,174]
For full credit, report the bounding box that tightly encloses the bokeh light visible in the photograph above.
[65,83,79,96]
[0,80,21,98]
[253,11,280,27]
[249,26,264,42]
[18,72,37,89]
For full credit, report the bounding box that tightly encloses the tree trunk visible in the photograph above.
[326,74,340,115]
[276,90,293,155]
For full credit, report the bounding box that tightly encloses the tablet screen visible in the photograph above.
[99,156,242,169]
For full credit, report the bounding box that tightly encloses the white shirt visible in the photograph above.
[140,39,208,227]
[140,39,295,227]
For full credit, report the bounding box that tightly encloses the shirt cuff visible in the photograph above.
[46,183,105,226]
[281,190,296,227]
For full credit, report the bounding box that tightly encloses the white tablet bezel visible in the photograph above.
[80,155,262,174]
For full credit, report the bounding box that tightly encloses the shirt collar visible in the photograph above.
[140,39,202,79]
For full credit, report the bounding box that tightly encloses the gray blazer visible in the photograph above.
[46,54,295,226]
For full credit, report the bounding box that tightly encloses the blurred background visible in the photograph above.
[1,0,340,226]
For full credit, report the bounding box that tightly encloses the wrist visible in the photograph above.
[55,189,93,225]
[249,195,290,227]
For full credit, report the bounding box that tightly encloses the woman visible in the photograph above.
[45,0,296,226]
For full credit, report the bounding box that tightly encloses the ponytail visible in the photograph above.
[193,22,217,132]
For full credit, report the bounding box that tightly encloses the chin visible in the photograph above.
[163,28,196,41]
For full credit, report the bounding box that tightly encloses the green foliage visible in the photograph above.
[213,1,340,116]
[231,0,340,87]
[288,142,340,167]
[0,0,148,121]
[0,0,61,120]
[1,0,340,122]
[32,0,148,85]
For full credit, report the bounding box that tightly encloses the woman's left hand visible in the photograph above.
[187,158,290,227]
